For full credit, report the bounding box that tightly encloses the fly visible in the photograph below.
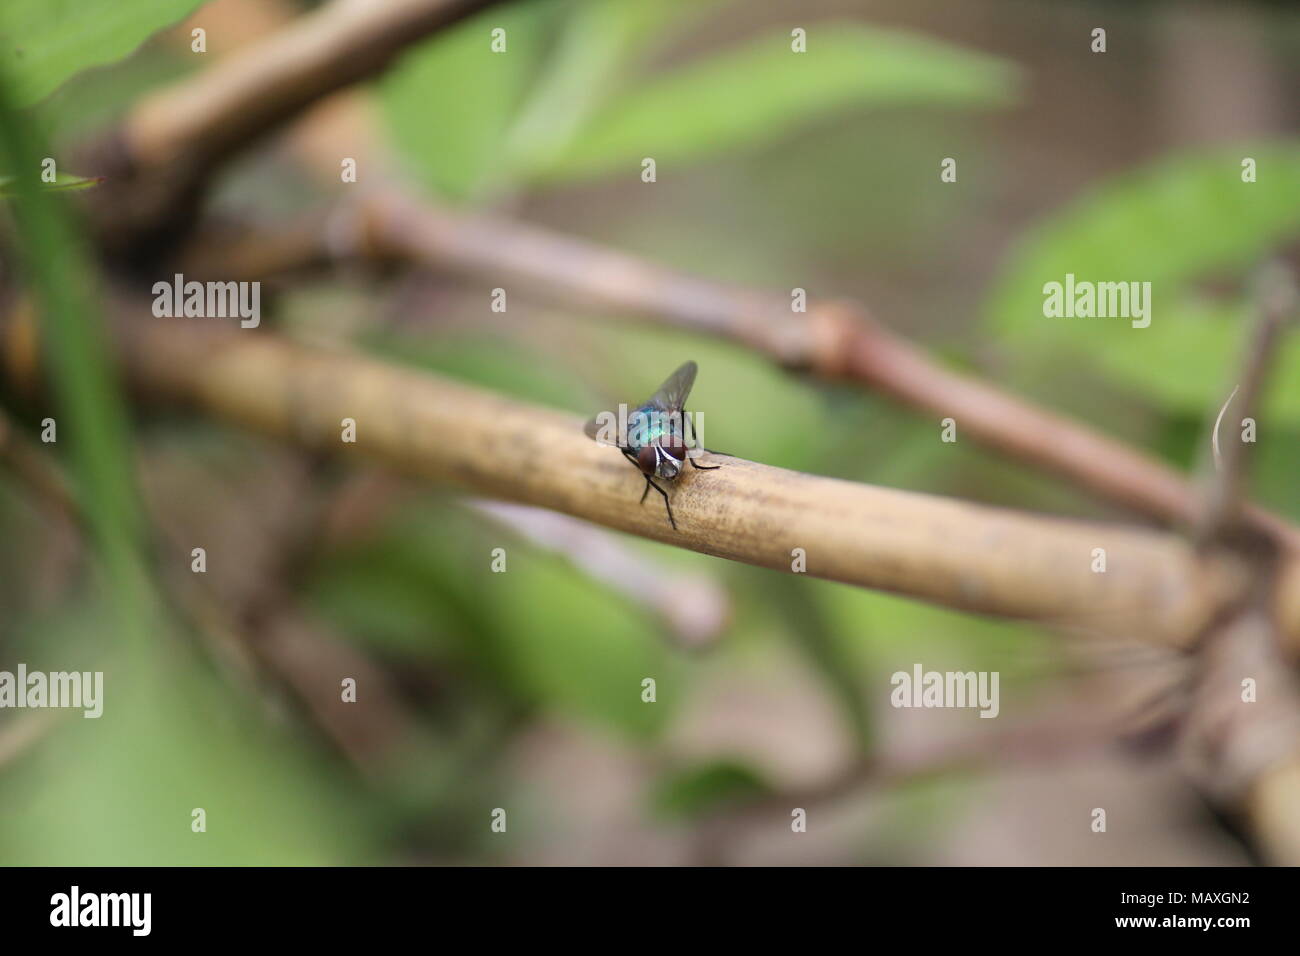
[583,360,720,530]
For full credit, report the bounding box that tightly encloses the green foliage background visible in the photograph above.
[0,0,1295,864]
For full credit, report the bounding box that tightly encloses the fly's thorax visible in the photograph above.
[627,406,688,448]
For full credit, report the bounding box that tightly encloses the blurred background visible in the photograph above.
[1,0,1298,864]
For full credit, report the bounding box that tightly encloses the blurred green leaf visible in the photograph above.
[492,0,710,188]
[309,505,511,670]
[492,551,677,738]
[1083,295,1300,423]
[363,333,593,412]
[378,1,560,200]
[0,65,373,865]
[43,44,193,141]
[1252,424,1300,522]
[764,576,873,753]
[0,603,373,865]
[0,170,102,195]
[987,142,1300,424]
[539,23,1019,182]
[652,759,772,820]
[818,585,1055,690]
[0,62,154,649]
[311,503,680,739]
[0,0,206,106]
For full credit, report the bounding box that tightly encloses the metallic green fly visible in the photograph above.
[583,361,720,530]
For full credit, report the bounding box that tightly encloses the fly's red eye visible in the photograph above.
[659,434,686,461]
[636,445,658,475]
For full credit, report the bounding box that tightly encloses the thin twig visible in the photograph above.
[472,500,731,649]
[0,406,79,522]
[694,693,1148,863]
[1197,263,1298,545]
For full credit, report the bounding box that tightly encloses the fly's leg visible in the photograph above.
[620,446,645,480]
[644,476,677,530]
[621,446,676,529]
[682,407,721,470]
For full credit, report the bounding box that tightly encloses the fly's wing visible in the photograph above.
[642,360,700,448]
[584,362,698,447]
[645,361,698,413]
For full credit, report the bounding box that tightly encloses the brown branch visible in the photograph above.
[22,0,1298,864]
[1180,603,1300,865]
[702,694,1140,838]
[136,13,1298,555]
[0,405,79,522]
[87,0,506,257]
[69,315,1277,650]
[1176,264,1300,865]
[0,397,420,776]
[684,669,1215,864]
[247,192,1300,556]
[1197,263,1298,545]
